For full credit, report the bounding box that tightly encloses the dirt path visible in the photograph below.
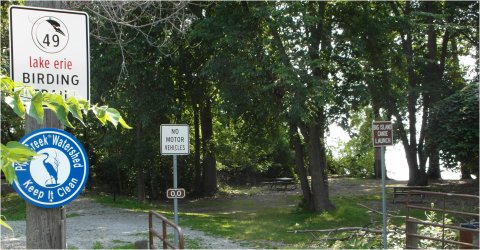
[1,196,247,249]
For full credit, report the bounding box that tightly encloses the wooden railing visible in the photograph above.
[405,190,479,249]
[149,211,185,249]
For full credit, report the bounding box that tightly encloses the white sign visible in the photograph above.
[160,124,189,155]
[9,6,90,100]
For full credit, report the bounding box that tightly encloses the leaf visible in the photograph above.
[28,91,44,124]
[91,106,131,129]
[4,92,25,118]
[78,99,90,115]
[106,108,120,128]
[119,117,133,129]
[104,108,133,129]
[0,75,15,93]
[0,217,13,232]
[6,141,37,157]
[44,94,74,128]
[2,162,16,184]
[91,105,107,125]
[1,142,37,184]
[66,97,85,126]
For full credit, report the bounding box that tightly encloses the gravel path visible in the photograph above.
[1,197,247,249]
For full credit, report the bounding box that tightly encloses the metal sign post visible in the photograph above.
[372,121,393,249]
[173,155,179,247]
[160,124,189,248]
[381,146,387,248]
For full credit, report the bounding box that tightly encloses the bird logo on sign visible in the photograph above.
[42,152,60,187]
[46,19,66,36]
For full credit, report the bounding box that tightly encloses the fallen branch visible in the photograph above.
[357,203,406,218]
[287,227,384,234]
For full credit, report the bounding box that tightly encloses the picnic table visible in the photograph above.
[387,185,430,204]
[262,177,297,191]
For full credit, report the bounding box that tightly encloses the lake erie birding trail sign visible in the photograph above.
[9,5,90,100]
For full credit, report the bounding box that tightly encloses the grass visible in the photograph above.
[92,241,103,249]
[111,243,135,249]
[67,213,80,218]
[92,191,385,248]
[92,192,166,212]
[1,192,26,220]
[176,195,381,248]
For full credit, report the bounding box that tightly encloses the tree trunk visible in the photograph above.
[427,149,441,179]
[290,124,313,210]
[136,122,145,201]
[301,116,335,212]
[374,149,382,179]
[193,104,202,195]
[393,2,427,186]
[372,106,383,179]
[201,98,217,195]
[460,163,472,180]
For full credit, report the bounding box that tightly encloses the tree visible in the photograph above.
[334,2,396,179]
[431,83,479,178]
[72,1,195,200]
[388,1,478,185]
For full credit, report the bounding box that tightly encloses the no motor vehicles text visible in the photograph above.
[166,136,185,143]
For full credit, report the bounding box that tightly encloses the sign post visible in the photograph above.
[372,121,393,249]
[160,124,189,247]
[10,3,90,248]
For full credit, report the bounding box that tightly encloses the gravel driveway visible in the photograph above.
[1,196,246,249]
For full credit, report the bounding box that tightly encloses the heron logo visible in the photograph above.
[12,128,89,208]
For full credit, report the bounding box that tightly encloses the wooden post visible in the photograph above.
[405,220,419,249]
[24,2,66,249]
[25,113,66,249]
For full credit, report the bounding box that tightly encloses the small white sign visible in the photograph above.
[9,6,90,100]
[160,124,189,155]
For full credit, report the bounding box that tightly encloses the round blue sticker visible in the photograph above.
[12,128,89,208]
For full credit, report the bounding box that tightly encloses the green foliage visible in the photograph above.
[1,76,131,129]
[328,108,375,178]
[431,83,479,173]
[1,141,38,184]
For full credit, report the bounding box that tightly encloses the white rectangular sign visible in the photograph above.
[9,6,90,100]
[160,124,189,155]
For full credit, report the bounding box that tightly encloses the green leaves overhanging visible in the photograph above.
[0,75,132,129]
